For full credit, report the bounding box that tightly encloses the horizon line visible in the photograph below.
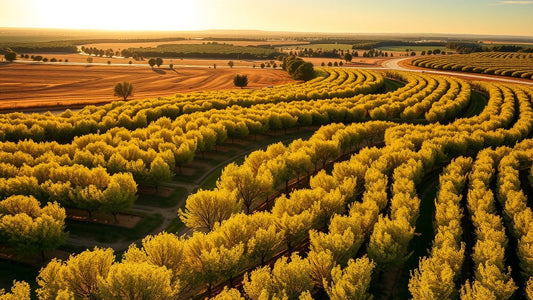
[1,26,533,40]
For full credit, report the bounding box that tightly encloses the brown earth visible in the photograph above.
[65,208,142,228]
[17,53,280,67]
[0,63,295,110]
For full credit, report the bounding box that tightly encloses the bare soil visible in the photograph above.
[0,63,294,110]
[16,53,283,67]
[65,208,142,228]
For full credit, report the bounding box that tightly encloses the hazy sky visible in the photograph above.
[0,0,532,36]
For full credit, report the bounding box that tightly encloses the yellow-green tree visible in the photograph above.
[146,156,174,192]
[247,225,284,265]
[101,173,137,222]
[179,189,241,231]
[325,256,375,300]
[527,277,533,300]
[0,281,30,300]
[213,287,245,300]
[97,262,179,300]
[217,163,273,213]
[243,254,313,300]
[36,247,115,300]
[0,196,66,260]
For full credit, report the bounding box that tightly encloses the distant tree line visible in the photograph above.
[446,42,533,54]
[81,46,117,57]
[121,44,281,60]
[0,42,77,54]
[351,40,446,50]
[2,49,68,63]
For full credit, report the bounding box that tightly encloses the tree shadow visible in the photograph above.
[152,68,166,74]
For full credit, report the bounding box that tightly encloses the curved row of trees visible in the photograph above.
[0,68,380,143]
[412,52,533,80]
[3,67,533,299]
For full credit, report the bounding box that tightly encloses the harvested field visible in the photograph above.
[0,63,295,110]
[16,53,279,67]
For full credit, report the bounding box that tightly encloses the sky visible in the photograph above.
[0,0,532,36]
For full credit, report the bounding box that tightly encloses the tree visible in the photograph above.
[527,277,533,300]
[233,74,248,89]
[169,63,174,69]
[217,163,274,214]
[243,254,313,300]
[228,61,234,68]
[260,63,265,69]
[367,216,414,268]
[0,196,67,260]
[276,210,315,253]
[293,62,315,81]
[148,58,156,68]
[101,173,137,223]
[247,225,284,265]
[36,247,115,300]
[344,53,353,62]
[0,281,30,300]
[4,50,17,62]
[97,262,179,300]
[146,156,174,192]
[187,242,245,295]
[156,57,163,68]
[179,189,241,231]
[128,232,185,279]
[213,288,245,300]
[113,82,134,101]
[325,257,375,300]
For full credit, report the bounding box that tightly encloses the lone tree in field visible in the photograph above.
[233,74,248,89]
[4,50,17,62]
[344,53,352,62]
[114,82,134,101]
[156,57,163,68]
[228,61,234,68]
[148,58,156,68]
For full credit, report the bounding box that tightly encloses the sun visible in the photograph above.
[31,0,204,31]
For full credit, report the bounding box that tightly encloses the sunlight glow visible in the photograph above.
[0,0,532,36]
[30,0,206,31]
